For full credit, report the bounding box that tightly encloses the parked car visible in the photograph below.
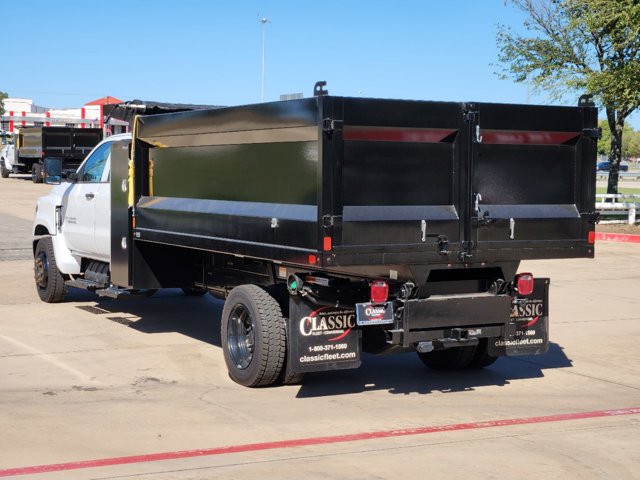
[597,160,629,171]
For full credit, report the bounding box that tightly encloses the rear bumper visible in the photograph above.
[390,279,550,356]
[394,293,511,348]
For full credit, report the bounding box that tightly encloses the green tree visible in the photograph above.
[597,120,640,159]
[627,128,640,159]
[0,91,7,116]
[496,0,640,194]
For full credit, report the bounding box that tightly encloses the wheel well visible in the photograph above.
[32,226,50,253]
[34,225,50,236]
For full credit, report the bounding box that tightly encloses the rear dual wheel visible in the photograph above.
[417,339,497,370]
[32,164,43,183]
[221,285,287,387]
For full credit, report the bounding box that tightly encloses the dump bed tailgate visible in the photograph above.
[329,97,597,265]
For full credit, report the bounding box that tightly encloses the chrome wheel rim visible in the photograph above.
[227,304,255,370]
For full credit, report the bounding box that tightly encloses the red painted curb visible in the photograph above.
[595,232,640,243]
[1,407,638,477]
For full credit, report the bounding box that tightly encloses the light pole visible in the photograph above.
[259,16,270,102]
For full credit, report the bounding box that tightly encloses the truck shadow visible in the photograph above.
[73,289,224,346]
[295,342,572,397]
[75,289,572,396]
[8,174,37,182]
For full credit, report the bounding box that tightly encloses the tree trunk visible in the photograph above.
[606,110,625,195]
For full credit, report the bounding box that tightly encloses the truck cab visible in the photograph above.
[33,134,128,295]
[1,142,15,178]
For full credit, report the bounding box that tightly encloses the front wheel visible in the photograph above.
[0,161,9,178]
[34,237,67,303]
[221,285,286,387]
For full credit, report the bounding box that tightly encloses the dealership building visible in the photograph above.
[0,96,128,135]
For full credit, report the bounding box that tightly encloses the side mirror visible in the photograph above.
[43,157,62,185]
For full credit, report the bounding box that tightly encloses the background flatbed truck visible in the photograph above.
[33,91,599,387]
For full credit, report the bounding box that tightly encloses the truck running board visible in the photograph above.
[65,278,107,290]
[95,287,151,300]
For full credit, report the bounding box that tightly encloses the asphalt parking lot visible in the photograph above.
[0,176,639,479]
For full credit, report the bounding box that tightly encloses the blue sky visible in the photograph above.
[3,0,638,127]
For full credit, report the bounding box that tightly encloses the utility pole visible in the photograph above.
[259,16,270,102]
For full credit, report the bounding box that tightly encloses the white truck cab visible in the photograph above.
[1,143,15,178]
[33,134,130,302]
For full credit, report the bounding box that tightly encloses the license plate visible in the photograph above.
[356,302,394,325]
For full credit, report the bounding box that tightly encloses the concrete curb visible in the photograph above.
[595,232,640,243]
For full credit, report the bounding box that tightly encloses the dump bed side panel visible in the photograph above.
[17,128,45,158]
[134,99,322,264]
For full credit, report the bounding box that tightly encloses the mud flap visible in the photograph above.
[288,296,361,374]
[488,278,550,356]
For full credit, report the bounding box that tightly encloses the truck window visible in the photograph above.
[78,142,110,183]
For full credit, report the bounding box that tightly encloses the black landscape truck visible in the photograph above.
[15,126,102,182]
[36,91,598,387]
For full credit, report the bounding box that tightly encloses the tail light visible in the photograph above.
[370,280,389,303]
[515,273,534,296]
[323,236,332,251]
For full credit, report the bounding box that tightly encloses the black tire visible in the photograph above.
[0,160,9,178]
[466,339,498,369]
[32,164,43,183]
[182,287,208,296]
[417,345,477,371]
[221,285,286,387]
[34,237,67,303]
[278,366,305,386]
[277,323,305,386]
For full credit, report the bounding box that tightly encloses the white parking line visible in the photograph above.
[0,334,104,386]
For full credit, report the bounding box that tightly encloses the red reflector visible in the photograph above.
[370,280,389,303]
[588,231,595,244]
[323,236,332,251]
[516,273,534,296]
[308,255,317,265]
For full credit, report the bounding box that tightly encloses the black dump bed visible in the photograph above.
[132,96,597,280]
[17,127,102,161]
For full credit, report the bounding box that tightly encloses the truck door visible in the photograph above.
[466,103,596,260]
[63,141,111,261]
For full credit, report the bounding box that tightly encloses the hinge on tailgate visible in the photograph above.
[322,215,341,229]
[437,235,450,255]
[462,103,479,122]
[323,118,343,137]
[583,127,602,140]
[581,211,600,223]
